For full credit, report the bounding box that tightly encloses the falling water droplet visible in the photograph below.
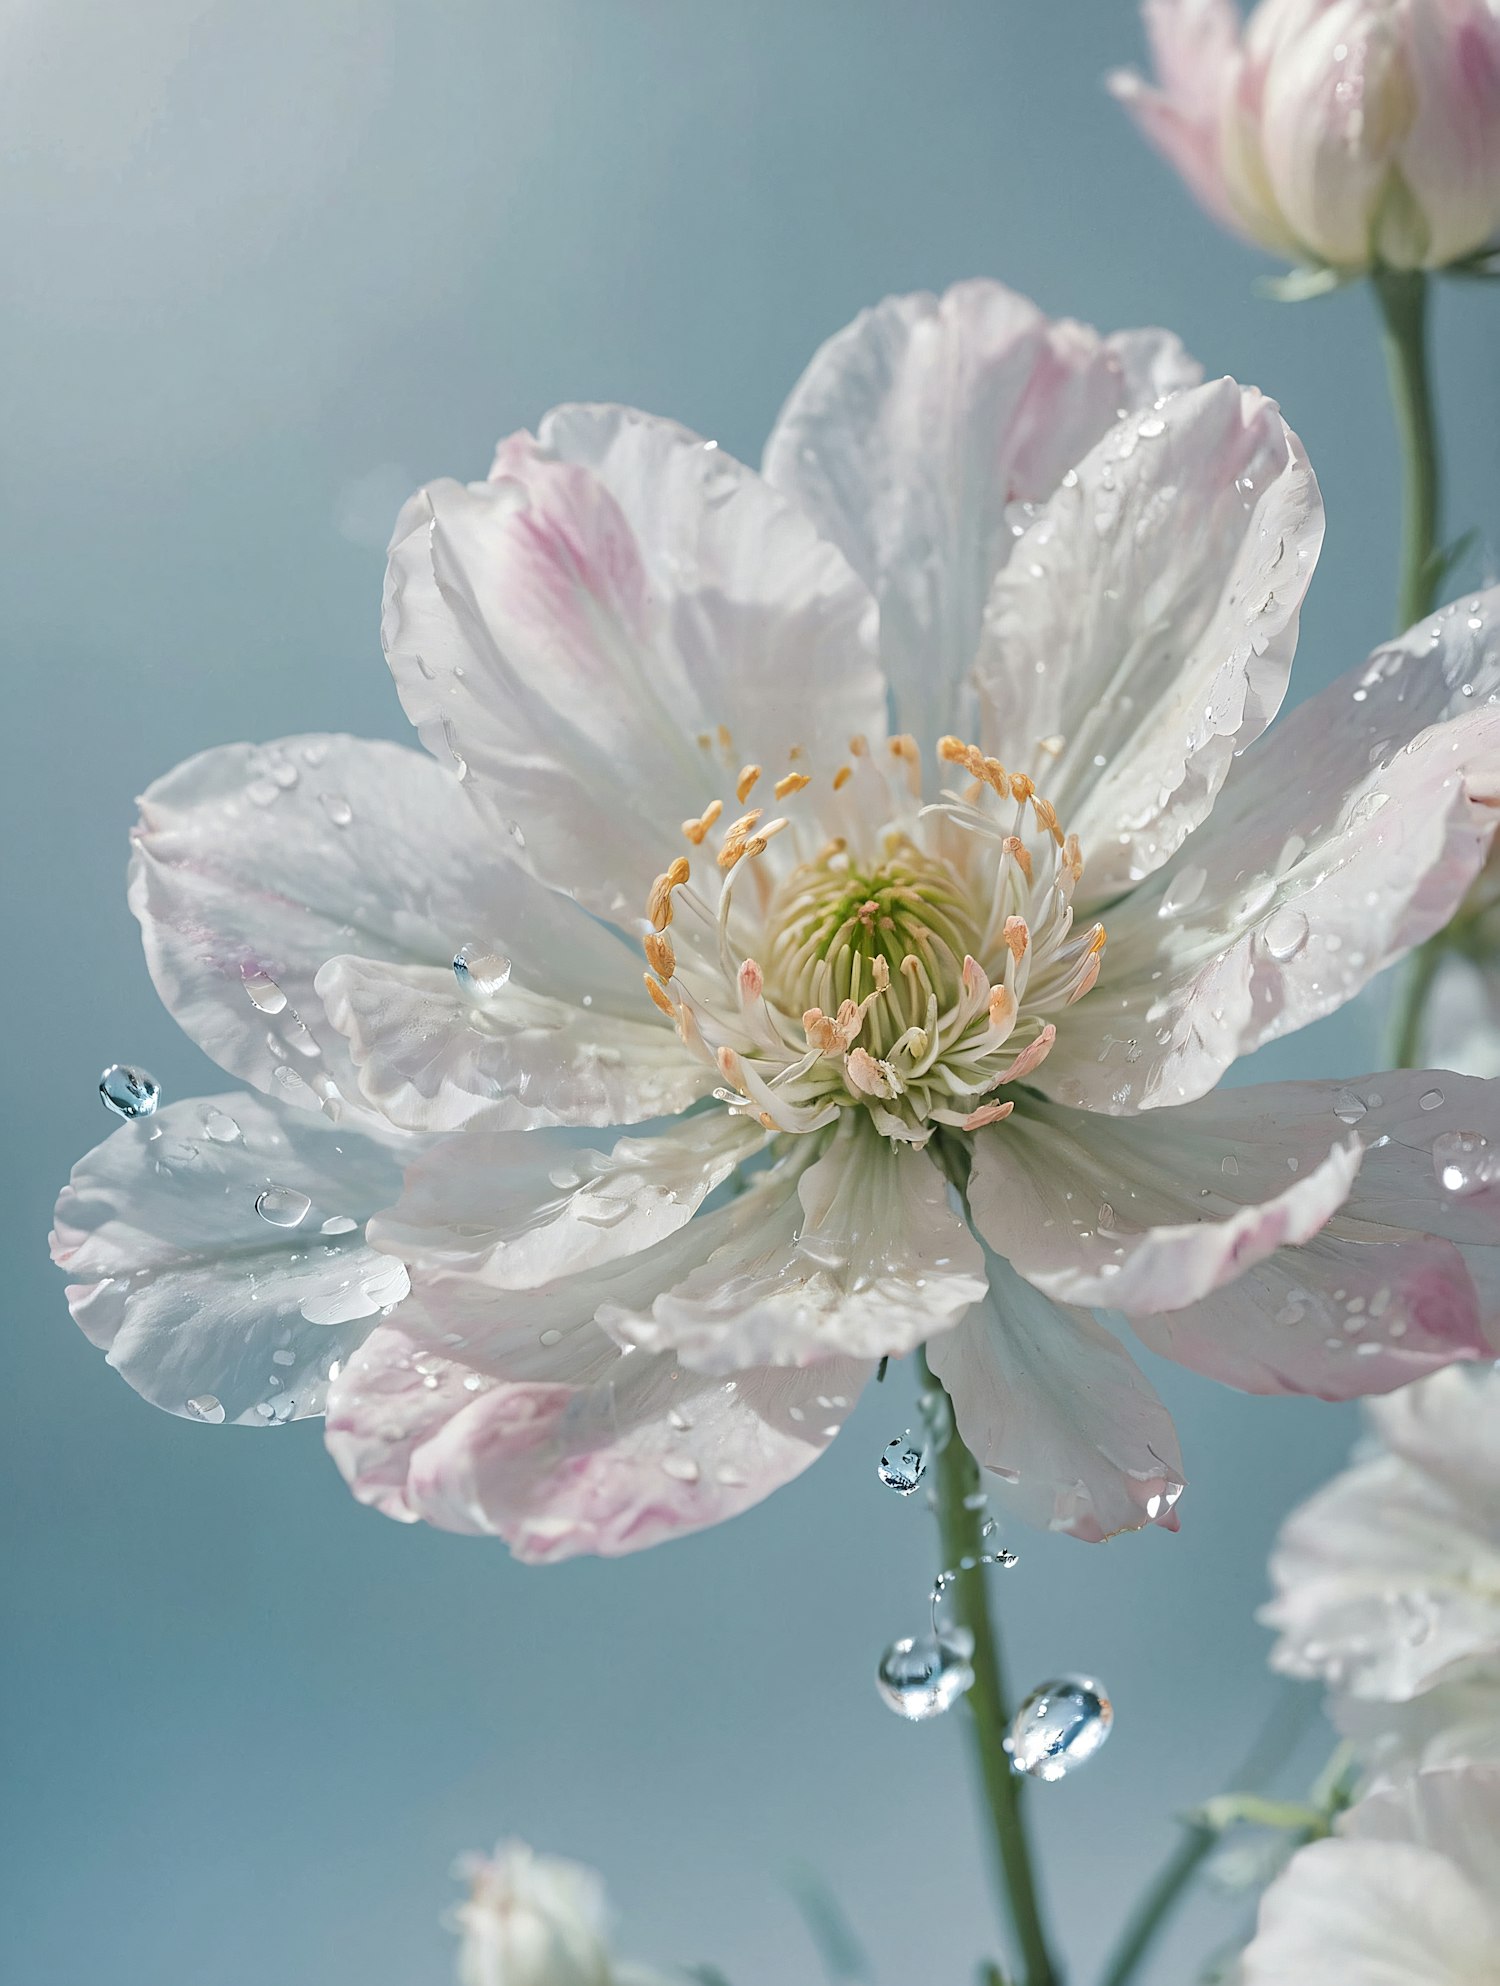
[878,1432,927,1495]
[255,1185,311,1229]
[99,1064,160,1119]
[1005,1676,1114,1781]
[453,945,514,998]
[185,1394,226,1424]
[1431,1129,1494,1196]
[875,1632,975,1721]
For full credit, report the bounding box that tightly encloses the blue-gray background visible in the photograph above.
[4,4,1497,1982]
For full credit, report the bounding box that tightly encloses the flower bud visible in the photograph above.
[1111,0,1500,272]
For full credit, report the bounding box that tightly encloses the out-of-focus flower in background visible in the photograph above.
[1262,1364,1500,1768]
[1417,842,1500,1075]
[1111,0,1500,274]
[450,1840,677,1986]
[1239,1757,1500,1982]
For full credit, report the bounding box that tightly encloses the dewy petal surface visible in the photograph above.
[966,1090,1360,1314]
[925,1253,1184,1542]
[600,1115,987,1373]
[324,1316,867,1561]
[976,378,1323,906]
[130,734,660,1129]
[761,278,1200,758]
[382,409,884,921]
[50,1093,411,1426]
[1042,592,1500,1113]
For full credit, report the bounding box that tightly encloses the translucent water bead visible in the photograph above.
[99,1064,160,1119]
[876,1630,976,1721]
[1005,1676,1114,1781]
[878,1432,927,1494]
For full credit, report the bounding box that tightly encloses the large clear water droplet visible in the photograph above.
[201,1107,241,1142]
[453,945,513,999]
[255,1185,311,1229]
[1261,906,1309,962]
[875,1631,975,1721]
[1332,1088,1367,1125]
[1005,1676,1114,1781]
[185,1394,226,1423]
[1157,864,1207,919]
[1432,1129,1496,1196]
[878,1432,927,1495]
[241,968,288,1014]
[99,1064,160,1119]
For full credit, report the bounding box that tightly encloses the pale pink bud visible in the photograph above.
[1111,0,1500,272]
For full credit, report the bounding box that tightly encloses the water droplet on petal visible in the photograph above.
[1431,1129,1494,1196]
[1157,865,1207,919]
[1332,1088,1367,1125]
[185,1394,226,1423]
[1005,1676,1114,1781]
[241,968,288,1014]
[201,1108,241,1142]
[878,1432,927,1495]
[320,1214,358,1235]
[1261,906,1309,962]
[319,792,353,827]
[99,1064,160,1119]
[660,1453,700,1483]
[1419,1088,1445,1112]
[453,945,513,998]
[255,1186,311,1228]
[876,1633,975,1721]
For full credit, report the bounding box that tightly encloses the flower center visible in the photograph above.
[637,731,1106,1145]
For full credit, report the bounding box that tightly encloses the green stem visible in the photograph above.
[920,1351,1061,1986]
[1388,930,1445,1068]
[1371,267,1441,633]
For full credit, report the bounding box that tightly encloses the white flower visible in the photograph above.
[1419,842,1500,1076]
[452,1841,672,1986]
[1241,1758,1500,1984]
[1262,1364,1500,1766]
[51,280,1500,1559]
[1111,0,1500,272]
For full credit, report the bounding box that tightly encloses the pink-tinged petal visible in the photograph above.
[1134,1231,1488,1399]
[1402,0,1500,267]
[601,1115,986,1373]
[1042,591,1500,1113]
[761,280,1200,758]
[1241,1837,1498,1986]
[130,734,645,1128]
[976,378,1323,905]
[966,1093,1359,1314]
[324,1318,867,1560]
[368,1113,764,1290]
[1108,0,1249,235]
[925,1254,1184,1541]
[50,1093,412,1426]
[382,411,882,921]
[315,954,709,1134]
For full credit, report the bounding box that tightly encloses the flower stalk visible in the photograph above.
[920,1348,1059,1986]
[1371,266,1441,636]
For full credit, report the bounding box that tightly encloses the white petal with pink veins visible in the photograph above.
[324,1318,869,1560]
[965,1092,1359,1314]
[368,1113,765,1290]
[382,412,882,922]
[924,1254,1184,1542]
[601,1114,986,1373]
[761,279,1200,756]
[315,954,709,1133]
[1043,593,1500,1114]
[129,734,646,1128]
[1107,2,1250,239]
[1134,1230,1489,1400]
[977,379,1323,906]
[50,1093,412,1426]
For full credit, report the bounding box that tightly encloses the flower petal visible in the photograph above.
[382,410,882,920]
[924,1253,1184,1541]
[324,1317,866,1560]
[1108,1,1250,239]
[601,1114,986,1373]
[130,734,644,1127]
[1402,1,1500,267]
[368,1112,765,1289]
[1042,592,1500,1113]
[761,279,1199,757]
[1134,1232,1487,1399]
[966,1091,1359,1314]
[315,954,709,1133]
[976,378,1323,905]
[1241,1837,1496,1986]
[50,1093,412,1426]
